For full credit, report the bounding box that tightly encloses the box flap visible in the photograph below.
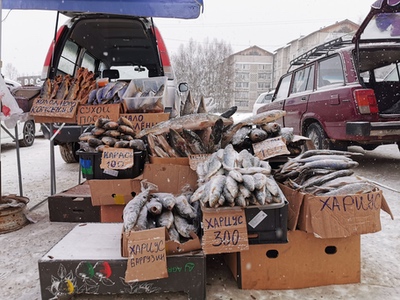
[165,231,202,255]
[279,183,304,231]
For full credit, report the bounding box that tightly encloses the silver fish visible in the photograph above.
[152,192,176,211]
[123,180,158,231]
[157,210,174,229]
[249,128,268,143]
[223,144,240,169]
[208,174,226,207]
[168,223,181,242]
[146,198,163,215]
[242,174,255,192]
[133,206,148,231]
[174,214,196,238]
[231,126,253,146]
[239,110,286,126]
[174,194,197,219]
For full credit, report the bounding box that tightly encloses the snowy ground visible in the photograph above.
[0,137,399,300]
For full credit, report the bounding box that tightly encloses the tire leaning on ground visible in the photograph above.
[305,123,330,150]
[59,142,80,163]
[19,120,35,147]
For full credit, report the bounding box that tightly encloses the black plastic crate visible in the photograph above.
[77,150,146,180]
[245,200,288,244]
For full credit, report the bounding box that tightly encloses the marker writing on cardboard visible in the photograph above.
[203,215,244,229]
[319,192,381,211]
[129,253,166,268]
[129,240,165,255]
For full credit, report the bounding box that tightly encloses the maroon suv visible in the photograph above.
[258,0,400,151]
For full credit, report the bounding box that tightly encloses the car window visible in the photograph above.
[275,75,292,100]
[58,40,79,76]
[291,65,315,94]
[317,55,344,88]
[81,53,96,73]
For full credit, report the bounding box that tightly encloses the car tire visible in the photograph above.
[59,142,80,163]
[18,120,35,147]
[305,123,330,150]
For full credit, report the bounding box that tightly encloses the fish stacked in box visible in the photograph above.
[123,180,201,243]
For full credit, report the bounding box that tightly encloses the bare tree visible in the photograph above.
[3,63,19,80]
[172,38,234,113]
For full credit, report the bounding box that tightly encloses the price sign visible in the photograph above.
[201,206,249,255]
[100,148,134,170]
[253,136,290,160]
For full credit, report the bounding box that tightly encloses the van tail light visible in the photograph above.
[353,89,379,114]
[154,26,174,80]
[41,25,67,80]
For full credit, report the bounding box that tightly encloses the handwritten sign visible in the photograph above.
[252,136,290,160]
[299,189,384,238]
[120,113,170,133]
[77,103,120,125]
[125,227,168,282]
[201,206,249,255]
[188,154,211,171]
[100,148,134,170]
[30,98,78,118]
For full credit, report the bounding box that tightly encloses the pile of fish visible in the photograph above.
[40,67,96,104]
[122,81,165,113]
[136,102,288,157]
[78,117,146,153]
[274,149,377,195]
[190,144,285,208]
[87,81,128,105]
[123,180,201,243]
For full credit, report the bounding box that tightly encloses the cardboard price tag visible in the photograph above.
[188,154,211,171]
[125,227,168,282]
[100,148,134,170]
[201,207,249,255]
[29,98,78,118]
[76,103,120,125]
[120,113,170,133]
[253,136,290,160]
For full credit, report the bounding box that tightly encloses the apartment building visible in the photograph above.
[228,19,359,112]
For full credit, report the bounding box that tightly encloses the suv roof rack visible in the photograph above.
[289,35,353,70]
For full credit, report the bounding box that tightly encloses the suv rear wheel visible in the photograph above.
[59,142,80,163]
[305,123,330,150]
[19,120,35,147]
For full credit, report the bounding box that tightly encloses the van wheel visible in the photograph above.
[305,123,330,150]
[59,142,79,163]
[19,120,35,147]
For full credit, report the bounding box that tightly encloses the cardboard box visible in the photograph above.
[225,230,361,290]
[122,228,202,257]
[76,103,121,125]
[149,156,189,165]
[47,182,100,222]
[201,206,249,255]
[88,163,198,206]
[89,178,142,206]
[120,112,170,133]
[100,205,124,223]
[280,183,394,238]
[38,223,206,299]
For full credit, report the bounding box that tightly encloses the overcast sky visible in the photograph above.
[0,0,373,77]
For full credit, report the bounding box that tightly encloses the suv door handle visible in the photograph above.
[301,96,307,101]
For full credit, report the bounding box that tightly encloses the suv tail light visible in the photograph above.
[353,89,379,114]
[154,26,174,80]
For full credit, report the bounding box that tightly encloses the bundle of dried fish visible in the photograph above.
[39,67,96,104]
[274,149,376,195]
[123,181,201,243]
[191,144,285,208]
[78,117,146,153]
[87,81,128,105]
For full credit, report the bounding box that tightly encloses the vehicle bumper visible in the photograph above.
[346,121,400,137]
